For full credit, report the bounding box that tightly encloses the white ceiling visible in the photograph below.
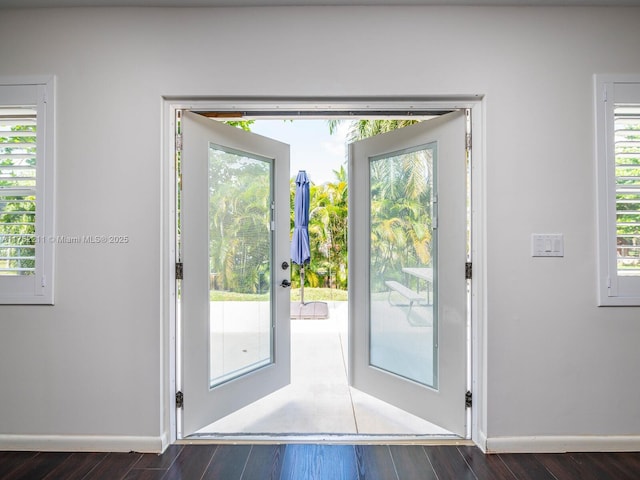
[1,0,639,6]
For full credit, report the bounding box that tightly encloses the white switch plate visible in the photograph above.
[532,234,564,257]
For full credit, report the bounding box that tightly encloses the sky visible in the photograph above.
[250,119,350,185]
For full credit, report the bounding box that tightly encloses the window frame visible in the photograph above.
[0,76,55,305]
[595,74,640,306]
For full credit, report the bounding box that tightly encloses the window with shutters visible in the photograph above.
[595,75,640,306]
[0,77,55,304]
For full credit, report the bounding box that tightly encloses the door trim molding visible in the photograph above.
[161,96,486,447]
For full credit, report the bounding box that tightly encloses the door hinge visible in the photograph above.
[175,133,183,151]
[465,262,472,280]
[176,391,184,409]
[175,262,183,280]
[465,390,472,408]
[465,132,472,150]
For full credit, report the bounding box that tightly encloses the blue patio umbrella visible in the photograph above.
[291,170,311,304]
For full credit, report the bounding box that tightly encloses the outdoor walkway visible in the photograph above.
[196,301,451,439]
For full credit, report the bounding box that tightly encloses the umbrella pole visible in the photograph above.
[300,264,305,305]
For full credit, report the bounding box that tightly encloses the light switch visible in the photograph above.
[532,234,564,257]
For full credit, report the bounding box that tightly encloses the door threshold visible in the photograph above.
[177,433,471,445]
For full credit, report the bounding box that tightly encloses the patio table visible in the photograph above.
[401,267,433,305]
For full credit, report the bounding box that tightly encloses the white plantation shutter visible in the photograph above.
[0,79,55,304]
[0,108,37,275]
[596,76,640,305]
[614,104,640,277]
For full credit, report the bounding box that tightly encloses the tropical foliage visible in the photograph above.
[329,118,419,142]
[208,148,272,294]
[291,129,434,294]
[368,145,433,292]
[206,154,350,296]
[208,118,433,298]
[291,166,348,291]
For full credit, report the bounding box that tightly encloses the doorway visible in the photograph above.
[165,96,480,437]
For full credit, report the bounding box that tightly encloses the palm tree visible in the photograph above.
[331,119,433,291]
[215,119,430,297]
[328,119,420,142]
[308,166,349,289]
[208,152,271,294]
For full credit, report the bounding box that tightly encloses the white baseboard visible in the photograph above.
[0,434,165,453]
[486,435,640,453]
[160,430,172,452]
[474,430,488,453]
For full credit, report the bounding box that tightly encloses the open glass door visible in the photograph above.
[348,111,468,437]
[180,111,291,437]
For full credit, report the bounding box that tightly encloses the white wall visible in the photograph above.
[0,5,639,452]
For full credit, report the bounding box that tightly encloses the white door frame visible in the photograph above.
[161,96,486,448]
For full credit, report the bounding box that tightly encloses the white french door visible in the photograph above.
[180,111,291,437]
[348,111,468,437]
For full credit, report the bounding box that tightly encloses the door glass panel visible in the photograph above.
[208,144,273,388]
[369,142,437,388]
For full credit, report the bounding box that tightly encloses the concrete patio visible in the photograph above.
[196,301,452,439]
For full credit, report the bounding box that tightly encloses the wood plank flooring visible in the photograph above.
[1,445,639,480]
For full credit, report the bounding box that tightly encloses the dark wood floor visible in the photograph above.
[2,444,640,480]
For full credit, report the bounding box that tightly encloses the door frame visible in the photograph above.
[161,96,486,447]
